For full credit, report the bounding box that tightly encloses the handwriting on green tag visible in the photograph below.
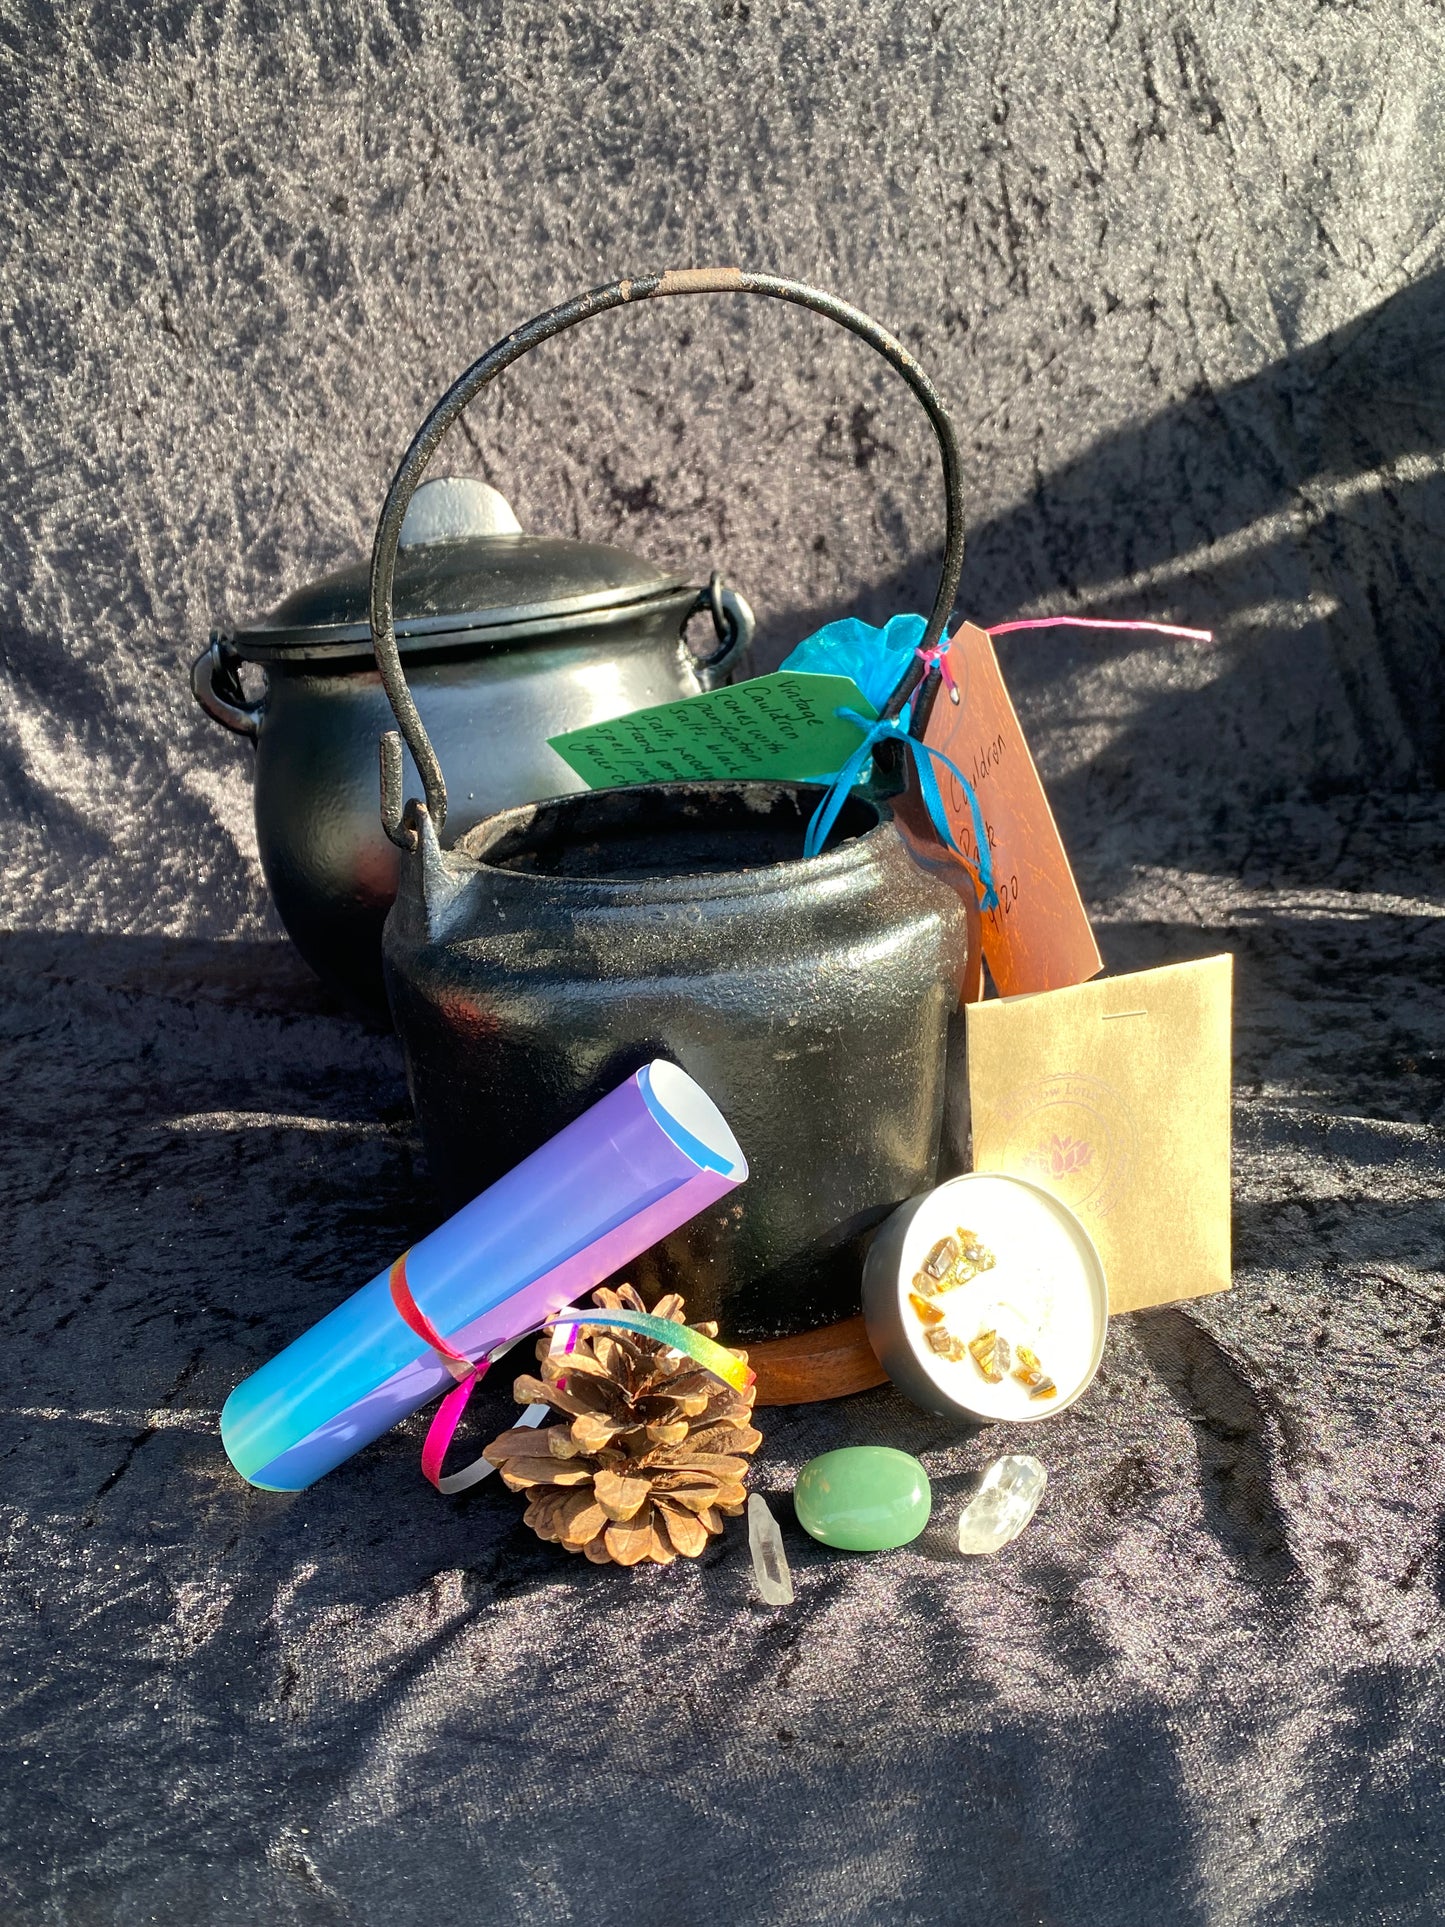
[547,672,877,790]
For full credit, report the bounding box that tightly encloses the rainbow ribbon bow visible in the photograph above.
[388,1258,752,1494]
[803,708,999,912]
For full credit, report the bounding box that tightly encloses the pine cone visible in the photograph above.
[482,1284,762,1566]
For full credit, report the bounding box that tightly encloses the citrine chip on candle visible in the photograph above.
[920,1237,959,1281]
[933,1229,997,1293]
[968,1328,1011,1383]
[1013,1344,1057,1399]
[957,1230,996,1273]
[926,1326,968,1363]
[908,1291,946,1326]
[1013,1343,1043,1386]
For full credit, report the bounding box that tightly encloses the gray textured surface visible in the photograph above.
[2,3,1444,1922]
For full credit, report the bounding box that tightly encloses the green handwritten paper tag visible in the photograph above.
[547,672,877,789]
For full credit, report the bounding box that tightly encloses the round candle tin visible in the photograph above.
[862,1172,1108,1424]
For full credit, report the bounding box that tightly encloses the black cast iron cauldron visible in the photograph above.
[191,475,753,1008]
[373,269,970,1342]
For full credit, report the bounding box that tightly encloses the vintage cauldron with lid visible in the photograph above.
[192,472,753,1006]
[372,269,977,1346]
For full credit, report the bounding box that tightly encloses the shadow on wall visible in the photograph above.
[766,267,1445,809]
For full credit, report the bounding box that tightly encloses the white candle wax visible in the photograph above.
[864,1172,1108,1424]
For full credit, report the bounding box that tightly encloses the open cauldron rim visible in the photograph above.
[450,778,889,903]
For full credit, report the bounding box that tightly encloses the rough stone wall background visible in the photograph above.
[3,0,1443,939]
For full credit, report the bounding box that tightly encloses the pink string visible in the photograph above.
[912,616,1212,707]
[915,641,960,701]
[987,616,1214,643]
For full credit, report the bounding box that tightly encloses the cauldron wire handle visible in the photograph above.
[370,268,965,849]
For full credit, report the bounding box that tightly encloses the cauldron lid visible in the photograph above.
[229,478,690,662]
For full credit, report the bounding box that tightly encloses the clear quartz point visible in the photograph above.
[956,1454,1047,1555]
[747,1493,794,1605]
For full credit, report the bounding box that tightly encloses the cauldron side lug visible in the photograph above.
[687,580,756,692]
[191,634,264,740]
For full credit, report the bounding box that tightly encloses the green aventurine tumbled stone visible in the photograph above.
[794,1447,932,1551]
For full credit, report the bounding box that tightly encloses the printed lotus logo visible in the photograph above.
[992,1073,1137,1219]
[1030,1132,1093,1179]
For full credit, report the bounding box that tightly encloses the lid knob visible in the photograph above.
[399,477,523,547]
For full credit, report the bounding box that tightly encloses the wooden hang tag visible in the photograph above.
[921,623,1102,998]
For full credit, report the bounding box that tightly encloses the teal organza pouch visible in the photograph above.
[779,612,926,724]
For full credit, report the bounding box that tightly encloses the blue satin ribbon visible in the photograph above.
[803,709,1000,911]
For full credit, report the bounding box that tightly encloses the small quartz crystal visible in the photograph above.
[920,1237,959,1281]
[748,1493,794,1606]
[957,1454,1047,1555]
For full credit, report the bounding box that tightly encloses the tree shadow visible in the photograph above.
[761,267,1445,829]
[1131,1308,1297,1588]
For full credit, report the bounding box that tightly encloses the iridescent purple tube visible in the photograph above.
[221,1062,747,1490]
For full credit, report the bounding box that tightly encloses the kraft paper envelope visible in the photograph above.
[966,956,1233,1313]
